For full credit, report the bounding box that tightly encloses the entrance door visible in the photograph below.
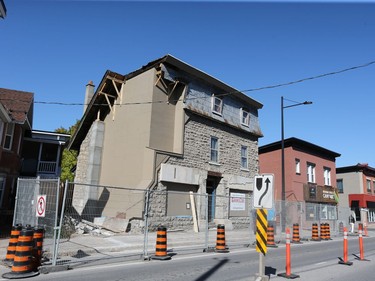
[206,176,220,222]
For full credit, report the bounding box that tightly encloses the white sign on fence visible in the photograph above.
[230,192,246,211]
[36,195,46,217]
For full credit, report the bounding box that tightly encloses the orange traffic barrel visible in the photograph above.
[292,223,302,243]
[311,223,320,241]
[4,225,23,265]
[151,226,171,260]
[32,228,44,268]
[215,224,229,253]
[320,223,327,240]
[267,224,278,248]
[2,228,39,279]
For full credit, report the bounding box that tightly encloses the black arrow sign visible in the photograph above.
[258,178,270,206]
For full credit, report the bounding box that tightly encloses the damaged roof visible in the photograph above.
[0,88,34,128]
[69,54,263,150]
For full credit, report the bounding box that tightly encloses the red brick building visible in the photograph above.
[259,137,341,222]
[0,88,34,214]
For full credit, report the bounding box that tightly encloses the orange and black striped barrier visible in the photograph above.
[151,226,171,260]
[267,224,278,248]
[4,224,23,265]
[32,228,44,268]
[338,227,353,266]
[320,223,328,240]
[291,223,302,244]
[215,224,229,253]
[2,227,39,279]
[311,223,320,241]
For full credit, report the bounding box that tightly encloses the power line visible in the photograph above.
[3,60,375,106]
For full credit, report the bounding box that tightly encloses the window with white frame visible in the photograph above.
[295,159,300,174]
[324,167,331,186]
[241,145,248,169]
[211,96,223,115]
[3,123,14,150]
[307,162,316,183]
[210,136,219,163]
[240,108,250,126]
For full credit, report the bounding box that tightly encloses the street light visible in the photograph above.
[281,96,312,233]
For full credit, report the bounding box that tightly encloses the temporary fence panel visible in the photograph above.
[145,189,254,257]
[13,177,60,237]
[12,177,61,266]
[49,181,353,268]
[55,182,145,265]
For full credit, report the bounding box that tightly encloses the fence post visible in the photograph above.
[51,178,60,264]
[12,178,21,226]
[143,189,150,260]
[52,179,69,266]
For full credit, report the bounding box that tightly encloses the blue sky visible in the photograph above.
[1,0,375,168]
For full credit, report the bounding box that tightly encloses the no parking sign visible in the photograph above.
[36,195,46,217]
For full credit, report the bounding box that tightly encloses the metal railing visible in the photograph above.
[38,161,57,174]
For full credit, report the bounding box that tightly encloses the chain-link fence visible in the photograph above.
[13,177,60,237]
[5,179,354,267]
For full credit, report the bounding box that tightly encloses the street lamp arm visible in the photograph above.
[283,101,313,109]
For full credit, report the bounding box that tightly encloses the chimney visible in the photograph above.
[84,80,95,114]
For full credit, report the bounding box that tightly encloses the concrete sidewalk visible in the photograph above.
[1,226,372,277]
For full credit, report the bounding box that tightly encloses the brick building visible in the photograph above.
[259,137,341,224]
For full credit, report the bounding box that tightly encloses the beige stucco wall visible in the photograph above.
[337,171,364,208]
[99,70,156,188]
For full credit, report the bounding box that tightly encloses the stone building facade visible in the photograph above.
[69,55,263,232]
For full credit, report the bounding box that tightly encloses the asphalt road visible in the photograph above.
[2,236,375,281]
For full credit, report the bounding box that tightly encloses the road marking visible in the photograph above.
[315,261,327,266]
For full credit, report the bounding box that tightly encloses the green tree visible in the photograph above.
[55,120,80,183]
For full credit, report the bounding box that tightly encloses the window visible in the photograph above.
[240,108,250,126]
[337,179,344,193]
[210,137,219,163]
[241,146,248,169]
[211,96,223,115]
[3,123,14,150]
[307,163,315,183]
[324,167,331,186]
[367,179,372,193]
[295,159,300,174]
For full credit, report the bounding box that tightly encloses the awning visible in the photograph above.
[349,194,375,208]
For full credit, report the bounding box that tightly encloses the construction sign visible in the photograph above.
[253,174,274,209]
[256,208,268,255]
[36,195,46,217]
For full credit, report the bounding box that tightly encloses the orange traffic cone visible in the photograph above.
[215,224,229,253]
[151,226,171,260]
[311,223,320,241]
[2,227,39,279]
[267,224,278,248]
[291,223,302,244]
[4,224,23,266]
